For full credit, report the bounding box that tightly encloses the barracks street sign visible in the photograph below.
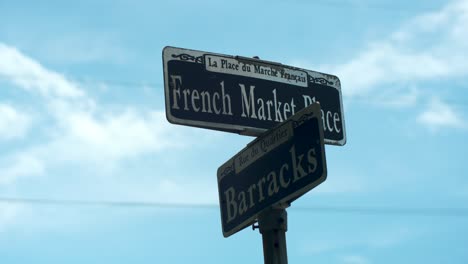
[217,103,327,237]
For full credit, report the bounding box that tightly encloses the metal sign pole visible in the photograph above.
[257,208,288,264]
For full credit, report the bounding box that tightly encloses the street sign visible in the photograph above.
[162,46,346,146]
[217,103,327,237]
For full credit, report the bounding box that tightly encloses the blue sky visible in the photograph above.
[1,0,468,263]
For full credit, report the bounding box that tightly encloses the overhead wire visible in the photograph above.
[1,197,468,217]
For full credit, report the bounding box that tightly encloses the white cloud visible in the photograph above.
[367,227,412,249]
[0,204,24,233]
[371,86,420,108]
[0,43,84,99]
[319,0,468,97]
[305,0,468,132]
[329,44,450,97]
[0,153,45,185]
[0,41,208,181]
[0,41,226,231]
[39,33,129,64]
[342,255,371,264]
[300,226,416,256]
[314,173,365,195]
[417,97,466,130]
[39,105,219,167]
[53,109,177,162]
[0,104,31,140]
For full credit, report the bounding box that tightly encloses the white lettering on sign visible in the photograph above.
[224,144,319,223]
[303,95,341,134]
[239,84,298,122]
[170,75,233,116]
[205,55,308,87]
[169,75,343,140]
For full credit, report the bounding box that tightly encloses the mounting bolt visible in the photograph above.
[252,223,260,230]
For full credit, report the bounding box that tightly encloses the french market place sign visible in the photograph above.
[162,46,346,146]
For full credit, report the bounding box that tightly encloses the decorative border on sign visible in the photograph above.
[171,53,204,64]
[309,76,334,86]
[335,78,341,87]
[220,164,234,177]
[293,113,315,128]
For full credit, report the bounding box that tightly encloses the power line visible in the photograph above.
[70,78,162,89]
[0,197,216,209]
[293,205,468,217]
[1,197,468,217]
[348,97,468,108]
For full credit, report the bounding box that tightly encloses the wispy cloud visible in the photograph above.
[329,44,450,97]
[0,104,31,140]
[0,43,84,98]
[322,0,468,97]
[342,255,371,264]
[314,173,366,195]
[294,0,468,134]
[0,204,24,233]
[0,41,222,197]
[47,109,187,163]
[300,226,415,256]
[417,97,466,131]
[38,33,130,64]
[0,41,224,230]
[353,85,421,109]
[0,154,45,185]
